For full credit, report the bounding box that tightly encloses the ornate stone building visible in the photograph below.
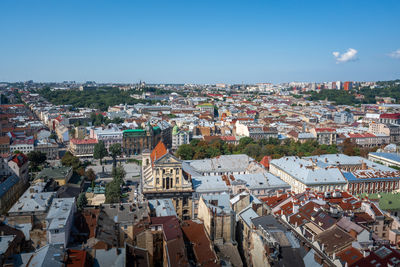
[122,123,162,156]
[142,142,193,220]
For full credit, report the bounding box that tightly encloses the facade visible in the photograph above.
[369,122,400,144]
[197,103,215,115]
[269,156,347,193]
[10,139,34,154]
[171,125,190,150]
[306,154,400,195]
[157,121,172,149]
[368,152,400,168]
[334,111,354,124]
[235,120,278,140]
[0,157,25,214]
[69,138,98,157]
[142,142,193,220]
[122,124,162,156]
[46,197,76,247]
[90,127,123,150]
[311,128,337,145]
[0,136,10,154]
[197,193,235,243]
[34,139,59,160]
[379,113,400,125]
[7,153,29,183]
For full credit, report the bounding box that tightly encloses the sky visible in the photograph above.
[0,0,399,84]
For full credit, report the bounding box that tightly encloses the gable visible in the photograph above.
[154,153,182,165]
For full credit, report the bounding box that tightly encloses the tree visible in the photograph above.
[77,192,88,210]
[69,127,76,138]
[27,151,47,169]
[111,164,126,184]
[109,143,122,167]
[93,141,108,165]
[176,144,195,160]
[61,151,81,170]
[85,168,96,181]
[49,132,58,141]
[105,165,125,203]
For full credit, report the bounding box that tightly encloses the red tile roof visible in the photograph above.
[337,246,363,266]
[380,113,400,119]
[70,138,98,145]
[66,249,88,267]
[315,128,336,132]
[260,156,272,169]
[150,141,168,163]
[181,220,219,267]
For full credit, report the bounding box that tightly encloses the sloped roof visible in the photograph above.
[150,141,167,163]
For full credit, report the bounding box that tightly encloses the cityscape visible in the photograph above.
[1,1,400,267]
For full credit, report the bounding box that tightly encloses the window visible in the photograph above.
[156,178,159,184]
[176,177,179,184]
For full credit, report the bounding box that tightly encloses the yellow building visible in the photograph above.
[142,142,193,220]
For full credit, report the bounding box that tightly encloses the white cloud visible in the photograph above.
[332,48,358,63]
[389,49,400,59]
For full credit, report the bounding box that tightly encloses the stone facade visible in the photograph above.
[142,142,193,220]
[122,124,161,156]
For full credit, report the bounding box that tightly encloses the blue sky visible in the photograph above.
[0,0,399,83]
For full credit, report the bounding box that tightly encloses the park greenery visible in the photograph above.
[90,113,124,126]
[176,137,378,161]
[37,87,153,111]
[176,137,338,161]
[105,165,126,203]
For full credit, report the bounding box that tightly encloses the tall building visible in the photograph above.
[141,142,193,220]
[343,81,353,91]
[122,122,162,156]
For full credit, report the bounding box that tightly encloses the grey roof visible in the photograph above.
[0,174,19,198]
[238,206,259,226]
[369,152,400,163]
[0,235,15,254]
[8,184,55,214]
[14,244,65,267]
[148,199,177,217]
[185,154,254,174]
[303,249,322,267]
[230,191,262,205]
[192,175,230,193]
[101,202,148,223]
[270,156,346,185]
[94,248,126,267]
[36,166,72,181]
[202,193,232,214]
[46,198,75,230]
[232,172,289,190]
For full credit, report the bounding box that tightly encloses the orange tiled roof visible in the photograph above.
[151,141,168,163]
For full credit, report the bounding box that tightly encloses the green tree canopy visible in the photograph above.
[109,143,122,167]
[61,151,81,170]
[27,151,47,169]
[93,140,108,164]
[77,192,88,210]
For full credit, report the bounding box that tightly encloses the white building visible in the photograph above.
[10,139,34,154]
[171,125,190,150]
[45,198,76,247]
[269,156,347,193]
